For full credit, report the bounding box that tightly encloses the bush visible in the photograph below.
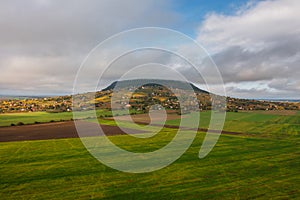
[11,123,15,126]
[17,122,24,126]
[34,121,40,124]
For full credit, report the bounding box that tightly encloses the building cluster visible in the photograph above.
[226,97,300,112]
[0,96,72,113]
[1,86,299,114]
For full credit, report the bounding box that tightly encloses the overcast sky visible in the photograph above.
[0,0,299,99]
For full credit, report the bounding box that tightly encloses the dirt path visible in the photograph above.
[0,121,146,142]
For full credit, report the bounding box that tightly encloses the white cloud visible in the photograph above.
[1,0,300,99]
[197,0,300,98]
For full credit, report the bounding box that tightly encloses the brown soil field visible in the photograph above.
[0,121,146,142]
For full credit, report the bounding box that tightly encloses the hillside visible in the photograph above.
[102,79,209,94]
[0,79,299,113]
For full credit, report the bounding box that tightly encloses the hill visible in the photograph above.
[0,79,299,113]
[102,79,209,94]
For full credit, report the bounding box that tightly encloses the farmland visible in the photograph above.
[2,110,300,138]
[0,109,138,127]
[0,111,74,127]
[0,129,299,199]
[164,110,300,137]
[106,110,300,138]
[0,110,299,199]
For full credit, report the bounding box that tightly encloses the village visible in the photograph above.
[0,84,299,114]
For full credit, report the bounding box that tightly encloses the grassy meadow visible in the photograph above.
[0,111,74,126]
[165,110,300,137]
[0,109,143,127]
[1,130,299,199]
[0,110,299,199]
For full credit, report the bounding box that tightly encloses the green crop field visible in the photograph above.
[0,111,74,126]
[0,109,143,127]
[0,130,299,199]
[164,111,300,137]
[0,110,299,199]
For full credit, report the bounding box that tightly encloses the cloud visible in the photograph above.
[1,0,300,99]
[0,55,80,95]
[0,0,177,49]
[197,0,300,98]
[0,0,179,95]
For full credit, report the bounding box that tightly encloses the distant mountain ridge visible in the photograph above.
[102,79,209,94]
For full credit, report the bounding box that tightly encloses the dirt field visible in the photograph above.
[0,121,146,142]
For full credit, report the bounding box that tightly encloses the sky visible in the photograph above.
[0,0,299,99]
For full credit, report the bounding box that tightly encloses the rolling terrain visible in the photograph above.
[0,79,299,199]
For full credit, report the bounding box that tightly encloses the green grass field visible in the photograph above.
[0,111,74,126]
[0,109,143,127]
[0,131,299,199]
[0,110,299,199]
[165,111,300,137]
